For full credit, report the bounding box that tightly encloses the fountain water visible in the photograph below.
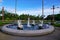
[27,18,31,27]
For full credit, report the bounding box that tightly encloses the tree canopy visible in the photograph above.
[45,13,60,21]
[0,10,60,21]
[0,10,41,20]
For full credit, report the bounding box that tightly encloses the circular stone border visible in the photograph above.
[1,24,54,36]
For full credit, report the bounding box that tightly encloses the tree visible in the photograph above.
[45,14,60,21]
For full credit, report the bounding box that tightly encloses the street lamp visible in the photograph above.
[52,5,55,23]
[51,5,60,24]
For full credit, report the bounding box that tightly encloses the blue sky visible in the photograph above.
[0,0,60,17]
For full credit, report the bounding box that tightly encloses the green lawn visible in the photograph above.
[0,21,8,26]
[53,23,60,27]
[0,20,60,27]
[0,20,14,26]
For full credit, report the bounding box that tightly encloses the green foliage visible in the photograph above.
[45,14,60,21]
[55,14,60,20]
[19,14,41,20]
[0,21,8,26]
[0,10,19,20]
[53,23,60,27]
[0,10,41,20]
[0,21,3,26]
[0,20,14,26]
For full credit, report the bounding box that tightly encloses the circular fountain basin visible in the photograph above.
[1,24,54,36]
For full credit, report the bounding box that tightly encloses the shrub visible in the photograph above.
[53,23,60,27]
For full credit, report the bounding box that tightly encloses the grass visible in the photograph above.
[0,21,8,26]
[0,20,60,27]
[0,20,14,26]
[53,23,60,27]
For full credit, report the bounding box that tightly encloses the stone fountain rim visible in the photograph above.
[1,24,54,36]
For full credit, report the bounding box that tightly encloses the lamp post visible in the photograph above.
[52,5,55,23]
[51,5,60,24]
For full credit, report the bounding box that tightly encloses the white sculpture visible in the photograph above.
[27,18,31,27]
[38,20,43,27]
[17,20,23,28]
[32,20,35,25]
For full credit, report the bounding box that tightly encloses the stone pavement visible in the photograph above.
[0,27,60,40]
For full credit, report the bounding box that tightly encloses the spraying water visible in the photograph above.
[27,18,31,27]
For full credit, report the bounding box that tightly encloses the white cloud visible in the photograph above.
[6,8,15,13]
[44,8,60,16]
[0,6,60,17]
[16,8,60,17]
[17,9,41,16]
[0,0,2,2]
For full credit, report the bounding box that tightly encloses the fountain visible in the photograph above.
[1,0,54,36]
[1,18,54,36]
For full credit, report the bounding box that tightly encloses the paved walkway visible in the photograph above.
[0,27,60,40]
